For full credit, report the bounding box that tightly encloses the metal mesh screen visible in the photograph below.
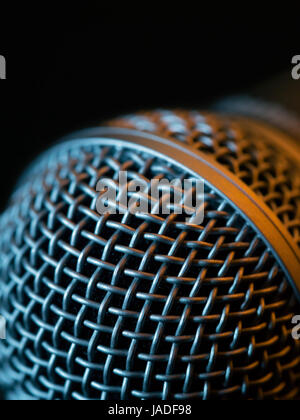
[0,114,300,400]
[109,110,300,246]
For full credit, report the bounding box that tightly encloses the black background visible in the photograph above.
[0,6,299,212]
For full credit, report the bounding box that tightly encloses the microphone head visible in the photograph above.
[0,109,300,400]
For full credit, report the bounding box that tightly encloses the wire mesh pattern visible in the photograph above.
[0,121,300,400]
[213,96,300,143]
[109,110,300,246]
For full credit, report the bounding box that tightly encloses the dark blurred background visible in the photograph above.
[0,6,299,213]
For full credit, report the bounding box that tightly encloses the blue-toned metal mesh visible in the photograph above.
[0,126,300,400]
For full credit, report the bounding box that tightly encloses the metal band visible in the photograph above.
[51,127,300,300]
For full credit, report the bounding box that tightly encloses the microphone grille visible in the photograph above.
[0,110,300,400]
[109,110,300,246]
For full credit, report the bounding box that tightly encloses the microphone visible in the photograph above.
[0,101,300,400]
